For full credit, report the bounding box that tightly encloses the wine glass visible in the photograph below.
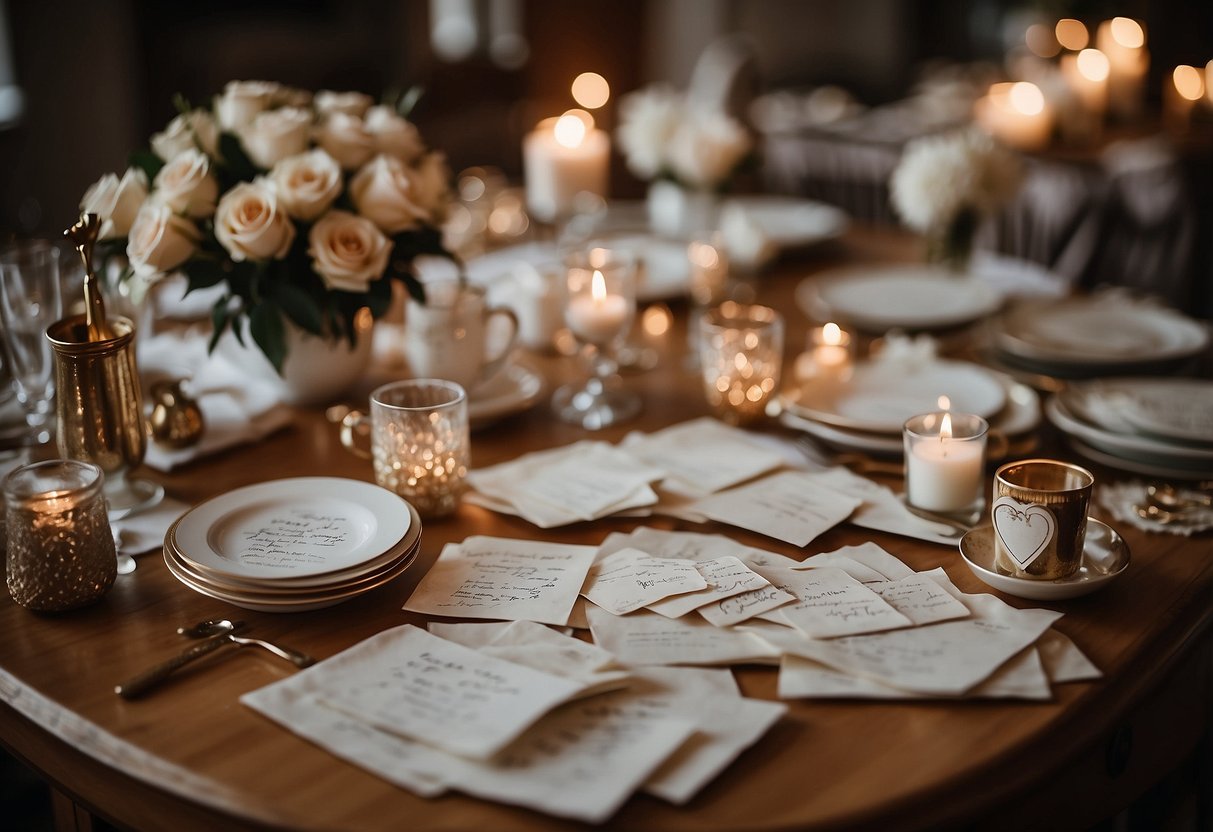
[0,240,63,447]
[551,247,641,429]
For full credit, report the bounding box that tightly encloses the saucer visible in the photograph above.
[468,357,544,430]
[958,518,1129,601]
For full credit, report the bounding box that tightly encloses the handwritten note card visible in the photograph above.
[647,556,771,619]
[697,584,798,628]
[753,566,913,638]
[237,508,352,570]
[866,569,971,626]
[307,625,583,760]
[795,542,916,582]
[587,606,779,666]
[690,471,862,546]
[622,417,786,495]
[582,548,707,615]
[404,537,596,626]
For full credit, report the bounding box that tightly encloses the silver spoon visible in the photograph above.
[177,618,316,668]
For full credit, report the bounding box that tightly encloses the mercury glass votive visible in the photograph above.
[341,379,469,518]
[4,460,116,612]
[699,302,784,426]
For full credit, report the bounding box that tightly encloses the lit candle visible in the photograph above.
[904,409,988,514]
[1061,48,1110,116]
[566,269,628,345]
[1165,64,1206,135]
[1095,17,1148,120]
[974,81,1053,151]
[522,109,610,223]
[796,321,852,380]
[687,239,729,306]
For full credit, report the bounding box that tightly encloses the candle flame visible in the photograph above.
[823,322,843,346]
[1110,17,1144,49]
[937,395,951,411]
[554,113,587,148]
[571,72,610,109]
[1174,65,1204,102]
[591,269,606,302]
[940,411,953,442]
[1009,82,1045,115]
[1055,18,1088,51]
[1077,48,1110,82]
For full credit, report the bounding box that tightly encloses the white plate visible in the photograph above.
[722,196,849,248]
[173,478,412,580]
[796,265,1003,332]
[1046,397,1213,472]
[468,357,545,430]
[959,519,1129,601]
[783,359,1006,434]
[995,294,1209,368]
[1065,438,1213,481]
[1116,379,1213,445]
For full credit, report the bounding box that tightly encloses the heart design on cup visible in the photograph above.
[992,496,1057,569]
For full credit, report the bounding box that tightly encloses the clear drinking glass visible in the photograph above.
[0,241,63,445]
[699,302,784,426]
[551,247,641,429]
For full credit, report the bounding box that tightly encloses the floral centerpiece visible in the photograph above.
[889,128,1022,271]
[79,81,452,372]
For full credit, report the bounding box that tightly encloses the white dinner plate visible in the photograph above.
[1065,438,1213,481]
[173,478,413,580]
[995,294,1209,369]
[782,359,1006,434]
[959,519,1129,601]
[1046,396,1213,474]
[468,357,545,430]
[796,265,1003,332]
[722,196,849,248]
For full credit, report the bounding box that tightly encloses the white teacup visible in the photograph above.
[404,281,518,392]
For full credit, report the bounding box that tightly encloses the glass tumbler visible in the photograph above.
[699,302,784,426]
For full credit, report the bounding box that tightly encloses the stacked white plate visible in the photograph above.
[779,358,1041,458]
[164,478,423,612]
[992,293,1210,377]
[1047,379,1213,479]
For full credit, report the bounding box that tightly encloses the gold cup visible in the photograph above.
[47,315,151,513]
[991,459,1094,580]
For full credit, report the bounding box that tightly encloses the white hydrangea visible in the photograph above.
[616,85,684,180]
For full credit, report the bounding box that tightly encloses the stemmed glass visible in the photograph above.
[0,241,63,448]
[551,247,641,429]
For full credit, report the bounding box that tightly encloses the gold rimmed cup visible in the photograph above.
[991,459,1094,580]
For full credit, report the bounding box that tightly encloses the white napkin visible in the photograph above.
[1097,480,1213,537]
[140,328,293,472]
[113,497,190,556]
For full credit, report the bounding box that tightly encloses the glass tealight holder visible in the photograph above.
[4,459,116,612]
[903,412,989,520]
[699,302,784,426]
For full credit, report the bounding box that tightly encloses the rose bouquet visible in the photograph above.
[889,128,1022,271]
[80,81,452,371]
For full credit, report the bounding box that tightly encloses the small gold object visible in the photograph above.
[64,213,113,342]
[992,459,1094,580]
[149,380,205,449]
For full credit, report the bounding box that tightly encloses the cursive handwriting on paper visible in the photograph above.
[239,510,351,569]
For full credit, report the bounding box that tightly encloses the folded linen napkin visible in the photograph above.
[113,497,190,556]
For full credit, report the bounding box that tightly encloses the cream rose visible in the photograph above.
[126,200,200,278]
[214,80,279,131]
[314,90,373,118]
[666,111,751,190]
[410,152,452,224]
[150,109,219,160]
[152,149,218,218]
[308,210,392,293]
[80,167,149,240]
[348,154,430,233]
[239,106,312,169]
[364,105,425,162]
[314,112,375,170]
[214,179,296,261]
[270,149,343,222]
[273,85,313,109]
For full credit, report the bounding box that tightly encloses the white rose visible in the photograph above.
[364,105,425,162]
[126,200,200,278]
[410,152,452,224]
[314,90,373,118]
[150,109,219,160]
[80,167,149,240]
[239,106,312,169]
[617,85,684,179]
[270,149,342,221]
[308,210,392,293]
[214,80,279,131]
[348,154,430,233]
[214,179,296,261]
[314,112,375,170]
[273,85,313,109]
[891,129,1021,233]
[152,149,218,218]
[666,111,751,190]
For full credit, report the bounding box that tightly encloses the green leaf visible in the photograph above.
[172,92,193,116]
[395,85,425,119]
[249,303,287,374]
[364,276,393,318]
[400,271,426,304]
[273,282,325,336]
[129,149,165,180]
[218,132,259,182]
[182,258,228,292]
[207,298,232,353]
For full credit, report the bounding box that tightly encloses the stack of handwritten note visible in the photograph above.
[243,622,786,822]
[464,416,962,546]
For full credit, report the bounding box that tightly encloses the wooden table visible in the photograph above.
[1,226,1209,832]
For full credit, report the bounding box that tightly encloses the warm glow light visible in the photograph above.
[688,240,720,269]
[937,395,951,411]
[1055,18,1088,51]
[823,322,843,346]
[642,304,672,337]
[1077,48,1110,82]
[1174,65,1204,101]
[1207,60,1213,104]
[1025,23,1060,58]
[1009,82,1045,115]
[590,269,606,302]
[571,72,610,109]
[1110,17,1144,49]
[553,113,587,148]
[940,412,954,442]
